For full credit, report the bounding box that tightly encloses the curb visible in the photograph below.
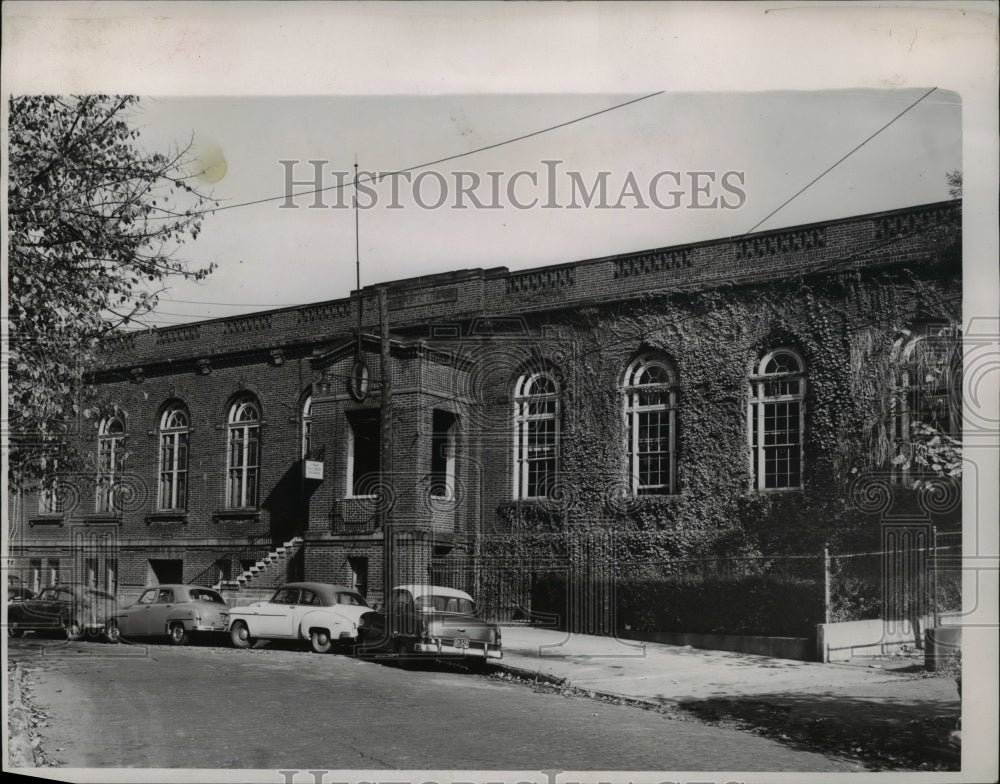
[492,659,667,712]
[6,664,39,767]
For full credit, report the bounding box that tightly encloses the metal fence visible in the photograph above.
[428,531,962,637]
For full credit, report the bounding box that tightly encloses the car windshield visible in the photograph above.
[189,589,225,604]
[414,595,476,614]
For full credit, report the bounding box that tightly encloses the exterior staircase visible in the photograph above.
[215,536,304,593]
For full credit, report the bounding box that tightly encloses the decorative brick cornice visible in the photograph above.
[614,249,692,279]
[155,324,200,344]
[223,313,273,335]
[507,267,575,295]
[735,227,826,260]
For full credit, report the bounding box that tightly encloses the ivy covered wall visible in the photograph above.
[476,250,961,566]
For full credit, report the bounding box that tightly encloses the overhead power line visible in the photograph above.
[149,91,665,221]
[743,87,938,236]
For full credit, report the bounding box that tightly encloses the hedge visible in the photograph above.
[532,571,824,638]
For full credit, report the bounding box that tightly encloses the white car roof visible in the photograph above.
[394,584,474,602]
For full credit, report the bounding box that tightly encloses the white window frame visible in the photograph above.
[226,396,261,509]
[301,394,313,460]
[513,371,560,499]
[623,353,677,495]
[748,348,806,491]
[891,325,962,485]
[158,405,189,511]
[95,416,126,513]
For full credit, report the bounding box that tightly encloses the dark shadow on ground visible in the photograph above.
[675,689,960,771]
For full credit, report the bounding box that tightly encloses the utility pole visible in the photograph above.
[379,286,394,603]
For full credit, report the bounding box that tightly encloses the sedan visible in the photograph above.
[363,584,502,664]
[7,584,118,640]
[105,584,230,645]
[227,582,375,654]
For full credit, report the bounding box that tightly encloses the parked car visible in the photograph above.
[227,582,375,653]
[104,584,230,645]
[7,584,118,640]
[364,584,502,664]
[7,584,36,603]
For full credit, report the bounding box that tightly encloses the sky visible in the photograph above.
[131,88,962,326]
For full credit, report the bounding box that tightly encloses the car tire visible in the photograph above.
[104,620,121,644]
[64,617,84,641]
[168,623,189,646]
[230,621,254,649]
[310,629,333,654]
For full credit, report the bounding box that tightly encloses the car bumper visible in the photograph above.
[414,640,502,659]
[192,624,229,632]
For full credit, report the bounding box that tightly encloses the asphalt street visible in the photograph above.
[7,636,860,772]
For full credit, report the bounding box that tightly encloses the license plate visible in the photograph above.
[454,637,469,649]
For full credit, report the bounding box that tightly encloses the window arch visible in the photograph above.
[748,348,805,490]
[96,415,126,513]
[623,353,677,495]
[301,393,313,460]
[226,395,260,508]
[891,324,962,484]
[158,403,189,511]
[513,371,559,499]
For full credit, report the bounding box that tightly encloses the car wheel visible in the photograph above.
[168,623,189,646]
[64,617,84,641]
[229,621,254,649]
[104,620,121,644]
[310,629,333,654]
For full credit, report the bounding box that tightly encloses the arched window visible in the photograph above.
[623,353,677,495]
[749,349,805,490]
[892,325,962,484]
[96,416,126,513]
[513,371,559,499]
[158,404,189,510]
[227,395,260,508]
[301,394,313,460]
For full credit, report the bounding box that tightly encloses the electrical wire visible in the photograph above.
[145,91,665,221]
[742,87,938,236]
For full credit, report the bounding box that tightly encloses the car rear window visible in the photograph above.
[189,589,225,604]
[415,595,476,614]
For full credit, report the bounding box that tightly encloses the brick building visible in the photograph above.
[7,200,962,612]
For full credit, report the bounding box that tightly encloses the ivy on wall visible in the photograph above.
[482,252,961,566]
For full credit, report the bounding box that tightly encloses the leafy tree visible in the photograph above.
[6,95,216,488]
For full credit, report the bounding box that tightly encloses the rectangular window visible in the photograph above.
[749,350,805,491]
[159,430,189,510]
[348,556,368,598]
[348,410,380,497]
[430,410,457,499]
[29,559,42,593]
[105,559,118,594]
[38,482,63,515]
[47,558,60,587]
[148,558,183,585]
[227,425,259,508]
[85,557,98,588]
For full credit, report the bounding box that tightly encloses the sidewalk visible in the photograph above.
[495,625,961,769]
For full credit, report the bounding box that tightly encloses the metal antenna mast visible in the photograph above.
[354,159,362,357]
